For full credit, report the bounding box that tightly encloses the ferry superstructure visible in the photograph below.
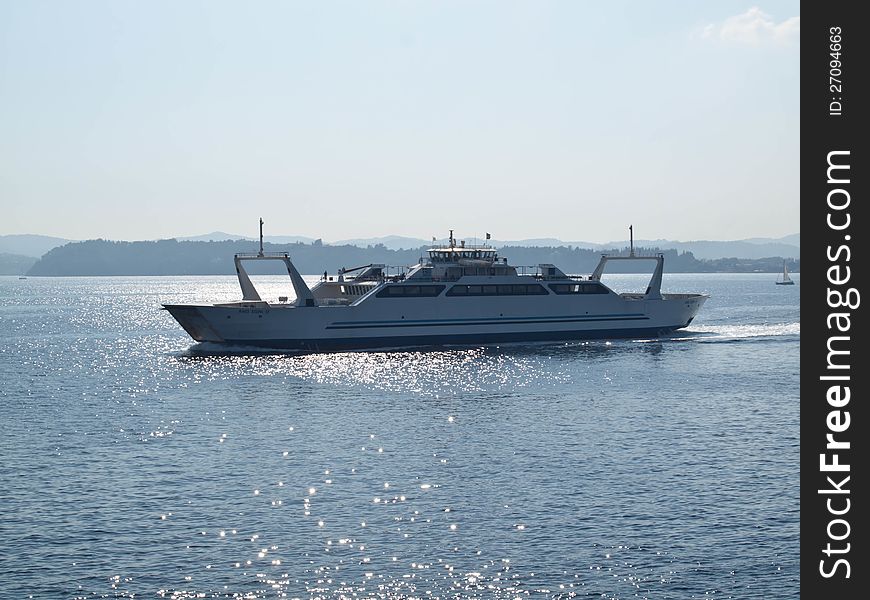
[163,225,707,351]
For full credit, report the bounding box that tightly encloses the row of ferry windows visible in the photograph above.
[549,283,609,295]
[447,284,548,296]
[376,282,609,298]
[377,285,446,297]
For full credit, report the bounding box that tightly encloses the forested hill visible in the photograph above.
[26,238,800,276]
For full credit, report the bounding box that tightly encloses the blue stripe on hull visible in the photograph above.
[326,315,648,330]
[330,313,645,326]
[220,325,685,352]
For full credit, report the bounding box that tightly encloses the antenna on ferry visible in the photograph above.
[629,224,635,257]
[258,217,264,257]
[449,229,455,248]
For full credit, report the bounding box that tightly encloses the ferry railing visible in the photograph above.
[235,251,292,258]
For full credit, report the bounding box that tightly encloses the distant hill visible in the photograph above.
[26,238,800,276]
[575,234,799,259]
[333,236,587,250]
[0,234,72,258]
[5,231,800,262]
[619,239,800,260]
[178,231,317,244]
[742,233,800,247]
[779,233,800,247]
[0,252,38,275]
[327,233,800,259]
[28,239,426,276]
[332,235,437,250]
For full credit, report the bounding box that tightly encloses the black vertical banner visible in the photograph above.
[802,3,867,596]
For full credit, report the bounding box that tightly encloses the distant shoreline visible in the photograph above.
[3,238,801,277]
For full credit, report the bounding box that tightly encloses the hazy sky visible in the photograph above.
[1,1,799,243]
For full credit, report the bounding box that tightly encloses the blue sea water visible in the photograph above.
[0,273,799,599]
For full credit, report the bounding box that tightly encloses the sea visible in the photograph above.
[0,273,800,599]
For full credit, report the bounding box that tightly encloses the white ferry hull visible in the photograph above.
[164,293,706,351]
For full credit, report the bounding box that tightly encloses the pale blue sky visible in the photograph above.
[1,1,799,243]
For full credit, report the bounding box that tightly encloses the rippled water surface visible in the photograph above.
[0,274,799,598]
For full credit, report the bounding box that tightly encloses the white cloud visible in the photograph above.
[701,7,799,45]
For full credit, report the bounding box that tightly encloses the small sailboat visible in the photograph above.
[776,261,794,285]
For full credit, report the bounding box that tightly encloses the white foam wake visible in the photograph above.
[685,322,800,339]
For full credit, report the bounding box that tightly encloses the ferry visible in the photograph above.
[163,222,708,351]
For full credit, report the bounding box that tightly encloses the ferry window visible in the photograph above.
[377,285,444,298]
[497,285,512,295]
[420,285,445,296]
[549,283,609,295]
[482,285,497,295]
[449,285,467,295]
[466,285,481,295]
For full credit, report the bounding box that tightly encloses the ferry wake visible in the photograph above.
[163,222,708,352]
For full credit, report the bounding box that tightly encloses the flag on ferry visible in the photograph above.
[485,233,491,240]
